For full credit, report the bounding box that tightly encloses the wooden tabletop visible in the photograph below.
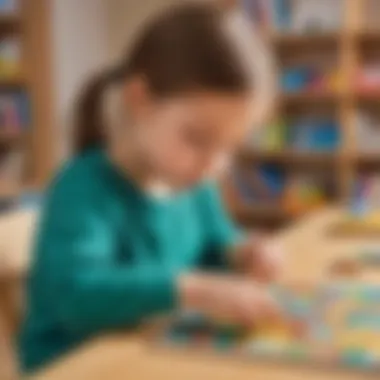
[30,208,380,380]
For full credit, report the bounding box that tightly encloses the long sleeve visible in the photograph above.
[34,177,177,335]
[197,182,244,269]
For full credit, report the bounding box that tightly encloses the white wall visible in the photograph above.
[50,0,110,159]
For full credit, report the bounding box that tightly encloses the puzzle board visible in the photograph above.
[150,284,380,373]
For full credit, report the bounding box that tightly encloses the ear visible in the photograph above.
[123,76,152,121]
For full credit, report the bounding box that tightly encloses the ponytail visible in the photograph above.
[74,67,125,154]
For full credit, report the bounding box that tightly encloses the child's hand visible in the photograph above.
[233,234,285,283]
[179,274,280,326]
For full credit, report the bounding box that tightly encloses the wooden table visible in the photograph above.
[30,208,380,380]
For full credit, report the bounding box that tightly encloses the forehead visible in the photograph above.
[162,91,253,134]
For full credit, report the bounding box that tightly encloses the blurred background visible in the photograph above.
[226,0,380,231]
[0,0,380,377]
[0,0,378,229]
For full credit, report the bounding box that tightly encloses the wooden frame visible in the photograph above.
[22,0,55,188]
[0,0,55,199]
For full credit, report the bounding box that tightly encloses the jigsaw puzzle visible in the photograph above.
[152,283,380,372]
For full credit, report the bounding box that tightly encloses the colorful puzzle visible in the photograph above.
[154,283,380,371]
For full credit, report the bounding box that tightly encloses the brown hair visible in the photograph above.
[74,2,254,153]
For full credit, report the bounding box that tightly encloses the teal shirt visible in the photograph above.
[19,149,240,373]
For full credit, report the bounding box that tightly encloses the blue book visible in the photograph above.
[258,164,285,198]
[311,121,340,151]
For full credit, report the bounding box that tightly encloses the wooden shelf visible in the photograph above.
[0,131,26,145]
[280,91,342,107]
[0,13,20,31]
[0,0,55,203]
[239,149,336,165]
[232,0,379,228]
[354,153,380,166]
[357,30,380,44]
[0,76,26,88]
[233,203,293,224]
[272,32,340,50]
[0,13,24,202]
[0,13,20,22]
[355,92,380,104]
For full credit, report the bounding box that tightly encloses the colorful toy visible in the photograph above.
[281,65,340,94]
[253,116,341,153]
[287,116,341,151]
[153,283,380,372]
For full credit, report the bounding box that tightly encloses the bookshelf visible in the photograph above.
[0,0,54,203]
[227,0,380,228]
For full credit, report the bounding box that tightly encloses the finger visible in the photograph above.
[234,289,270,326]
[226,290,258,326]
[255,291,283,321]
[250,261,277,284]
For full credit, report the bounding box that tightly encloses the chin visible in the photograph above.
[181,178,204,190]
[168,174,205,192]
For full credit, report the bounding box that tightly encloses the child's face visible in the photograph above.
[128,87,252,190]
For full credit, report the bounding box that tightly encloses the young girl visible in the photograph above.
[19,2,280,373]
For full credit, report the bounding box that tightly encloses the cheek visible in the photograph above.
[143,124,197,174]
[165,139,199,175]
[208,154,231,177]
